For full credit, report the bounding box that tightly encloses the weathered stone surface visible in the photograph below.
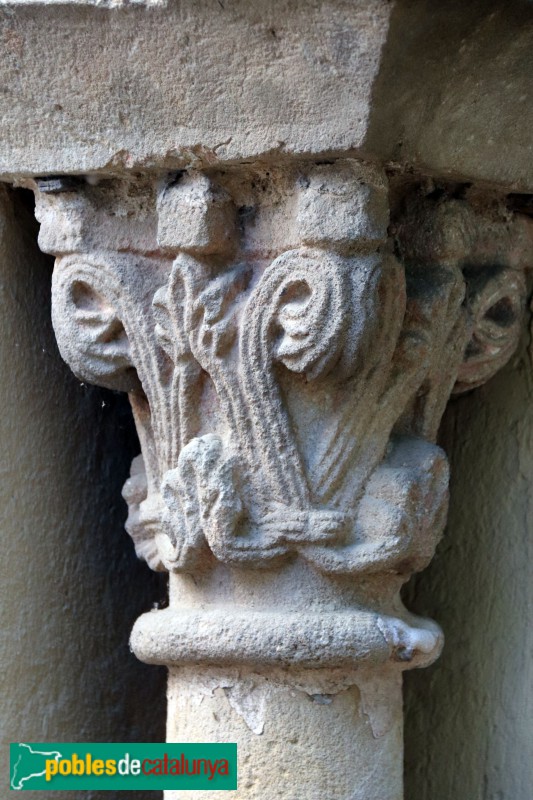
[28,160,531,798]
[165,666,403,800]
[1,0,531,796]
[0,0,530,794]
[0,0,391,177]
[0,0,532,189]
[0,186,165,800]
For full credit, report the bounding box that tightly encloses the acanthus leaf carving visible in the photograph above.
[36,165,531,675]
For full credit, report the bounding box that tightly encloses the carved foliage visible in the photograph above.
[45,170,529,579]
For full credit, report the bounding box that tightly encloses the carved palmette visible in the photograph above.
[43,166,528,580]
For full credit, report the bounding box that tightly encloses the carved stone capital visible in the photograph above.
[33,162,530,799]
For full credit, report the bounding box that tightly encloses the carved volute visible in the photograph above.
[32,162,531,799]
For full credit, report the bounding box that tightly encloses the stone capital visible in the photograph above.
[32,161,531,799]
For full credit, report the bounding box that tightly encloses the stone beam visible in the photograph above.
[1,1,532,189]
[30,162,531,799]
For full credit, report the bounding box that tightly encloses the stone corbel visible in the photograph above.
[31,162,531,800]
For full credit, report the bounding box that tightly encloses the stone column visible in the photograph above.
[30,163,530,799]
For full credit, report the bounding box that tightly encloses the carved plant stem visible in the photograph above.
[34,164,530,800]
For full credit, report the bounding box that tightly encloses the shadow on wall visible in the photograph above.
[365,0,533,190]
[403,337,533,800]
[370,6,533,793]
[0,187,166,800]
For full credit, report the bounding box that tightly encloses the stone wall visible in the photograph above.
[404,334,533,800]
[0,187,165,800]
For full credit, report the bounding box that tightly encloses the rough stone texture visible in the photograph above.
[0,1,531,797]
[0,0,391,178]
[404,334,533,800]
[0,186,166,800]
[367,0,533,190]
[0,0,532,190]
[165,666,403,800]
[27,161,531,799]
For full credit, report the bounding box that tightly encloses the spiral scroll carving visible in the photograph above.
[455,268,526,393]
[42,169,529,581]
